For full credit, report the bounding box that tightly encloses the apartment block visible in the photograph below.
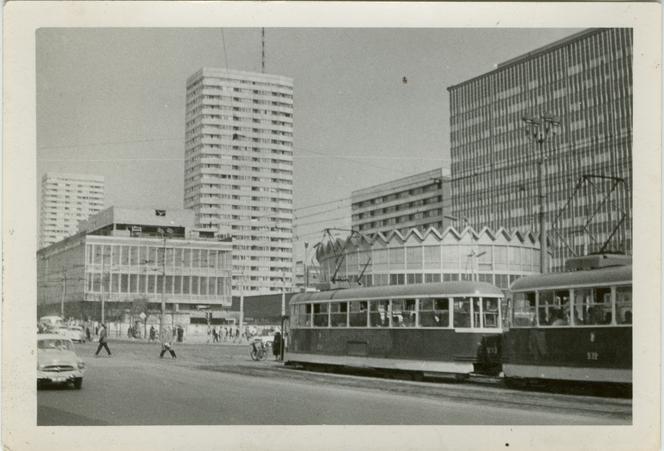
[183,68,294,295]
[39,172,105,248]
[351,168,451,236]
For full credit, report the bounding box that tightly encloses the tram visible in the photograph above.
[502,254,632,385]
[285,281,505,379]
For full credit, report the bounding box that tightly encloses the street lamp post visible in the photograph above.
[522,113,560,274]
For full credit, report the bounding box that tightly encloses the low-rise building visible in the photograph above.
[315,226,543,292]
[37,207,233,327]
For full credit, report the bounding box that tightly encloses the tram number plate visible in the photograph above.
[486,346,498,355]
[586,351,599,361]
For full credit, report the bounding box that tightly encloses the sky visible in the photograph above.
[36,27,580,261]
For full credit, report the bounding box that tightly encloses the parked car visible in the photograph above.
[37,334,85,389]
[56,325,86,343]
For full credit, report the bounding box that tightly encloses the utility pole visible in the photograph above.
[60,269,67,318]
[522,113,560,274]
[304,242,309,290]
[100,257,106,324]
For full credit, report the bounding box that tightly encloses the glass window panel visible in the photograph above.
[121,274,129,293]
[191,276,199,295]
[147,275,155,293]
[156,275,163,294]
[130,274,138,293]
[121,246,129,265]
[453,297,471,328]
[111,273,119,293]
[369,300,390,327]
[419,297,449,327]
[349,301,368,327]
[183,249,191,267]
[182,276,190,294]
[138,274,146,293]
[616,286,632,324]
[330,302,348,327]
[165,276,173,294]
[173,276,181,294]
[513,292,536,326]
[208,277,216,295]
[391,298,416,327]
[313,303,329,327]
[482,297,500,328]
[200,277,208,295]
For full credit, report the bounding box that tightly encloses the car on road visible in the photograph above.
[55,325,86,343]
[37,334,85,389]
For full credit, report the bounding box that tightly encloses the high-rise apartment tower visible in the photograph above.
[448,28,632,271]
[39,172,105,248]
[184,68,294,295]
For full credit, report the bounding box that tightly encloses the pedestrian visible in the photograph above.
[273,331,282,360]
[159,327,177,359]
[212,327,219,343]
[234,327,240,342]
[206,326,211,344]
[85,326,91,342]
[149,326,156,342]
[94,323,112,356]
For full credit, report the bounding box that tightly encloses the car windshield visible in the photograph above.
[38,339,73,351]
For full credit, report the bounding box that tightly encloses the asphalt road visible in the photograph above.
[37,341,631,425]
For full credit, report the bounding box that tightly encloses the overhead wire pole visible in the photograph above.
[522,113,560,274]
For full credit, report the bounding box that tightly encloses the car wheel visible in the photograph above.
[73,378,83,390]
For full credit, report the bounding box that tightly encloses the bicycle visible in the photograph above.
[249,340,267,361]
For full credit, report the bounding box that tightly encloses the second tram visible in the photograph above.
[502,254,632,385]
[285,281,505,379]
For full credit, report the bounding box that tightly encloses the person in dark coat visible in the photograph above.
[272,331,282,360]
[94,323,112,356]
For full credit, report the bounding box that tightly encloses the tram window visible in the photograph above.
[512,292,536,327]
[473,297,481,328]
[574,288,612,326]
[330,302,348,327]
[313,303,329,327]
[482,297,500,328]
[391,299,416,327]
[418,298,450,327]
[349,301,368,327]
[292,304,310,327]
[538,290,570,327]
[369,300,390,327]
[616,286,632,324]
[453,297,471,328]
[424,273,441,283]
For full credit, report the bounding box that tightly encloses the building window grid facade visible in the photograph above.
[84,242,232,300]
[448,29,632,271]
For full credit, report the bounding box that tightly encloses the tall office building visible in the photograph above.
[448,28,632,271]
[39,172,105,248]
[351,168,451,236]
[184,68,294,295]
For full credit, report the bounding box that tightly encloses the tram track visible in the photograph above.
[196,362,632,422]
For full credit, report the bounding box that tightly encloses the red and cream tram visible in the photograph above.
[502,254,632,385]
[285,281,505,379]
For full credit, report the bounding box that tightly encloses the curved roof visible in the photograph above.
[290,281,504,305]
[510,265,632,292]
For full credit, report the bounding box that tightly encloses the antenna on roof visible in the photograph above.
[261,28,265,73]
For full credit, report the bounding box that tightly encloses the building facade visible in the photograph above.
[315,226,542,292]
[37,207,233,325]
[183,68,294,295]
[39,172,105,249]
[351,168,451,236]
[448,28,632,271]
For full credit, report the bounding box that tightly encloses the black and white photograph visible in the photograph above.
[2,2,661,450]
